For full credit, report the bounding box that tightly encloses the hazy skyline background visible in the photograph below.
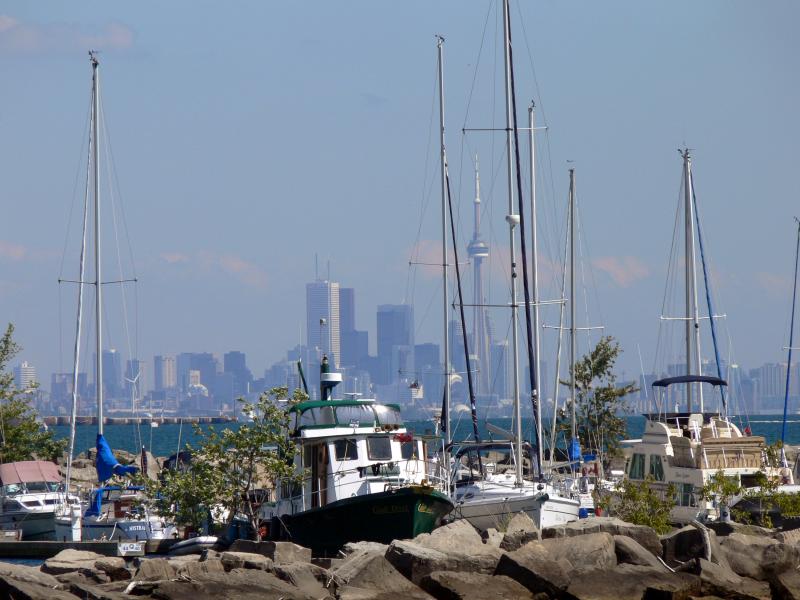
[1,1,798,393]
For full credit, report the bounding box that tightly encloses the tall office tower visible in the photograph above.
[306,280,341,367]
[154,355,177,391]
[490,340,510,402]
[224,351,252,397]
[176,352,219,393]
[377,304,414,385]
[467,159,492,395]
[340,288,355,334]
[101,349,122,399]
[339,287,369,368]
[124,359,146,400]
[13,361,37,391]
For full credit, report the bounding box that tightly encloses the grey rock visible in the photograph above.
[334,545,433,597]
[94,557,131,581]
[419,570,536,600]
[719,533,800,580]
[708,521,774,538]
[543,516,662,557]
[228,539,312,564]
[414,519,485,553]
[385,539,502,585]
[220,551,273,571]
[41,548,106,575]
[341,541,389,555]
[67,580,130,600]
[566,563,701,600]
[175,558,226,579]
[138,569,318,599]
[614,535,663,568]
[481,528,504,548]
[133,556,178,581]
[541,531,617,573]
[661,524,730,569]
[505,511,539,535]
[54,569,110,585]
[774,528,800,545]
[273,562,335,597]
[0,562,60,587]
[493,542,570,597]
[693,558,771,600]
[770,568,800,600]
[0,577,76,600]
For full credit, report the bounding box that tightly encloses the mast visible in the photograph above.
[529,103,543,472]
[682,149,694,412]
[437,36,450,446]
[569,169,577,450]
[687,155,704,411]
[781,218,800,465]
[501,0,523,486]
[91,51,103,435]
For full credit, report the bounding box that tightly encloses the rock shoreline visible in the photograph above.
[3,516,800,599]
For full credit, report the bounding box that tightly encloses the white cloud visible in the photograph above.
[592,255,649,287]
[0,14,134,56]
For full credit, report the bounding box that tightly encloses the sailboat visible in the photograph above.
[622,150,784,523]
[440,0,579,530]
[53,52,176,541]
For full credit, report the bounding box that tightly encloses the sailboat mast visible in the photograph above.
[91,51,104,435]
[569,169,577,446]
[687,157,704,411]
[781,218,800,462]
[437,36,450,446]
[529,103,543,472]
[501,0,523,486]
[682,149,694,413]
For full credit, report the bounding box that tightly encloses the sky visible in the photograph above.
[0,1,798,392]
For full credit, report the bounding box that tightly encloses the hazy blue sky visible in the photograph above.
[1,1,798,392]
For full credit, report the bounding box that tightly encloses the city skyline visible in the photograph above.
[1,2,798,399]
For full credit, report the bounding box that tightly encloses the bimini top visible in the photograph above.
[289,399,403,432]
[652,375,727,388]
[0,460,61,485]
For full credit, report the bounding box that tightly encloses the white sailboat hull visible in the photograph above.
[53,514,176,541]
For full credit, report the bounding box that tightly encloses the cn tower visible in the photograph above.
[467,157,491,395]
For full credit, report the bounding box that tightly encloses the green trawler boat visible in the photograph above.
[261,357,452,554]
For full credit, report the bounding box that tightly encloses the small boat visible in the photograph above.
[261,357,453,554]
[168,535,220,556]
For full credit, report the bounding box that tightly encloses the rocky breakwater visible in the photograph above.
[3,516,800,599]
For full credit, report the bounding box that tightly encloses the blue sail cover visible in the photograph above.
[96,434,139,482]
[569,438,582,462]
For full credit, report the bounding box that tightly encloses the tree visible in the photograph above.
[596,476,675,534]
[557,336,637,463]
[151,386,306,537]
[0,324,66,463]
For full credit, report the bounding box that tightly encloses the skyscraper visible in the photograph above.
[223,351,252,397]
[377,304,414,384]
[339,287,369,368]
[306,280,341,367]
[101,349,122,399]
[13,361,36,391]
[467,159,492,395]
[154,355,177,391]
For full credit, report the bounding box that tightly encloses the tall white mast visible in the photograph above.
[502,0,523,486]
[91,51,104,435]
[437,36,450,445]
[688,155,704,411]
[682,149,703,412]
[529,102,543,473]
[569,169,577,448]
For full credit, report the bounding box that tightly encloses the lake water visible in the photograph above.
[49,414,800,459]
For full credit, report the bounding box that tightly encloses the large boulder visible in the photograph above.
[0,577,77,600]
[661,524,730,569]
[614,535,663,568]
[0,562,61,587]
[66,580,131,600]
[94,557,131,581]
[542,516,662,557]
[541,531,617,573]
[136,568,317,600]
[708,520,774,538]
[566,563,701,600]
[385,539,501,585]
[41,549,106,575]
[333,545,430,598]
[219,551,272,571]
[175,558,226,580]
[719,533,800,581]
[273,563,335,598]
[493,542,571,597]
[228,539,312,564]
[500,512,540,551]
[770,568,800,600]
[693,558,771,600]
[132,556,178,581]
[413,519,485,553]
[419,570,536,600]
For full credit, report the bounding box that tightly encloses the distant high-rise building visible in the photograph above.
[223,351,252,398]
[177,352,219,393]
[339,287,370,368]
[14,361,37,391]
[101,349,122,399]
[306,280,341,367]
[154,355,177,391]
[377,304,414,384]
[490,340,510,402]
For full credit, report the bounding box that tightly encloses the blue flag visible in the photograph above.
[95,434,139,482]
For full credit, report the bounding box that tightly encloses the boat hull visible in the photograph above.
[273,486,453,554]
[53,515,176,541]
[0,511,56,541]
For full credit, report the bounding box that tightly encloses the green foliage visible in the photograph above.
[700,470,743,507]
[150,386,305,536]
[0,324,66,463]
[596,476,675,534]
[557,336,637,463]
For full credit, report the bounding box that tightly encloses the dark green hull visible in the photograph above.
[272,485,453,554]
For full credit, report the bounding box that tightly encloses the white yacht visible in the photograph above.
[0,461,79,540]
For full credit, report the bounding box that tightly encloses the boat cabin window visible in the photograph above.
[674,483,696,507]
[335,405,375,427]
[2,484,22,496]
[400,441,417,460]
[649,455,664,481]
[628,453,646,480]
[373,405,402,427]
[299,406,336,427]
[334,438,358,461]
[25,481,59,493]
[367,436,392,460]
